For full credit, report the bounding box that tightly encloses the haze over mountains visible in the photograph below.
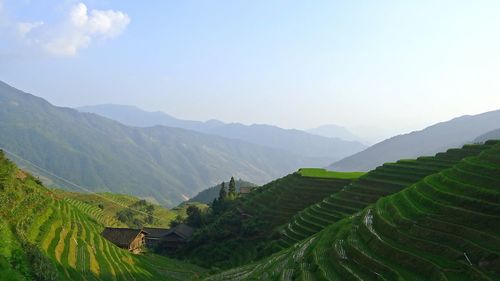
[329,110,500,171]
[306,124,367,144]
[0,81,350,207]
[78,104,367,160]
[475,128,500,143]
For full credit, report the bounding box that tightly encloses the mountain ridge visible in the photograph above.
[0,80,329,207]
[78,104,367,160]
[328,109,500,171]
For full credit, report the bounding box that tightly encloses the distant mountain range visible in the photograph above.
[78,104,367,160]
[0,81,348,207]
[306,124,366,144]
[475,128,500,142]
[328,110,500,171]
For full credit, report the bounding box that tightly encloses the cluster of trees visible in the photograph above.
[170,177,241,229]
[170,204,204,228]
[212,177,239,215]
[116,200,155,228]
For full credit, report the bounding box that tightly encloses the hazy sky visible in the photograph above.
[1,0,500,140]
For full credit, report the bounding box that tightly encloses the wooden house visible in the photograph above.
[101,227,148,254]
[239,186,253,195]
[142,227,170,248]
[160,224,195,250]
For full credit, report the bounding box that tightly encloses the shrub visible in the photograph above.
[23,243,58,281]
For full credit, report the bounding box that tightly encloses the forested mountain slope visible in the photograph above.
[0,81,324,207]
[78,104,367,161]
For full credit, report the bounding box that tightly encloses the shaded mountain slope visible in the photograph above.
[0,81,323,206]
[78,104,367,161]
[329,110,500,172]
[207,140,500,280]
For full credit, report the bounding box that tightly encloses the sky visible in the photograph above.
[1,0,500,141]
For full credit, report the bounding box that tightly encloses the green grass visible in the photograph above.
[298,168,365,179]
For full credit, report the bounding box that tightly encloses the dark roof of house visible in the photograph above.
[101,228,147,247]
[165,224,195,240]
[143,227,170,238]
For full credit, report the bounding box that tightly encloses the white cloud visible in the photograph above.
[42,3,130,57]
[17,21,44,37]
[11,2,130,57]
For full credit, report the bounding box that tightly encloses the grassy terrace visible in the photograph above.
[206,140,500,280]
[0,152,206,281]
[54,191,179,228]
[182,171,358,269]
[278,142,495,249]
[298,168,365,179]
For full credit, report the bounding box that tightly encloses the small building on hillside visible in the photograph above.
[239,186,253,195]
[160,224,195,250]
[101,227,148,254]
[142,227,170,248]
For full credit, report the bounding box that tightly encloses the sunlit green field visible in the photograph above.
[298,168,365,179]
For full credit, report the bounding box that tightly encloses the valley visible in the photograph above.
[2,2,499,280]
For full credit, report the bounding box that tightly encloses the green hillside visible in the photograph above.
[180,171,361,269]
[206,140,500,280]
[55,191,183,229]
[279,143,494,248]
[0,151,206,280]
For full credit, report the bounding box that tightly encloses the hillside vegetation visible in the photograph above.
[280,143,494,248]
[180,171,361,269]
[0,151,205,280]
[207,140,500,280]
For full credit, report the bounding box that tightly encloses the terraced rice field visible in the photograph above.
[242,172,358,226]
[0,153,205,281]
[207,140,500,280]
[56,191,178,228]
[278,142,495,248]
[183,171,361,269]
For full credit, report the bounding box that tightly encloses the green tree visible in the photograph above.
[169,215,184,227]
[219,181,227,200]
[186,205,203,227]
[228,177,236,198]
